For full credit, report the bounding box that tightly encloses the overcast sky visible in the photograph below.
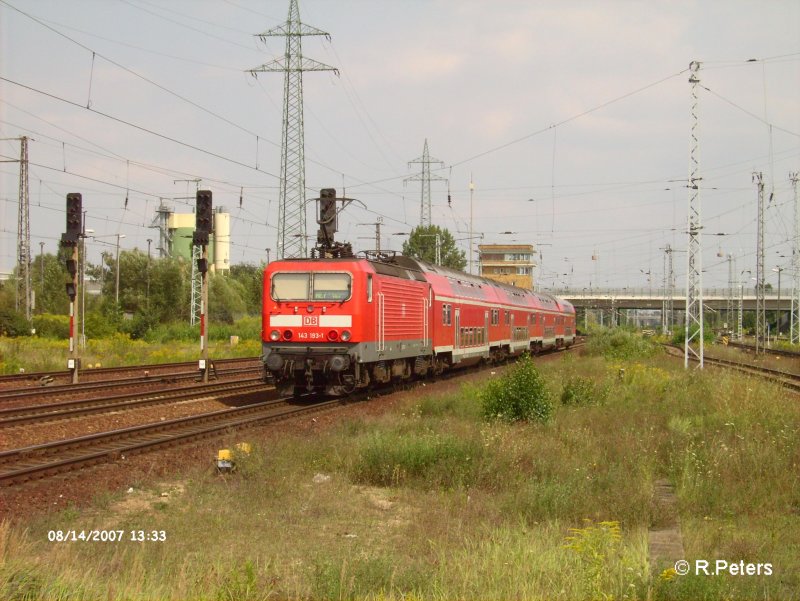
[1,0,798,291]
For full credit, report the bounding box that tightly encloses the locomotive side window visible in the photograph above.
[313,273,352,301]
[367,275,373,303]
[272,272,310,300]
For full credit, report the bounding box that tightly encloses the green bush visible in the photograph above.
[0,308,30,337]
[561,375,606,406]
[83,311,117,339]
[671,324,715,346]
[481,354,553,423]
[32,313,69,338]
[144,317,262,344]
[586,328,657,360]
[120,312,157,340]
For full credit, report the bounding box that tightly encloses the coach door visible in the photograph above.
[454,308,460,350]
[376,292,385,352]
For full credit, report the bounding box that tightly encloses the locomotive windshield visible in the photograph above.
[313,273,351,300]
[271,272,351,301]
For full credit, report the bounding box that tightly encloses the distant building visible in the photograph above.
[478,244,536,289]
[154,205,231,273]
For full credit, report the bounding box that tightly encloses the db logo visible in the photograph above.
[302,315,319,327]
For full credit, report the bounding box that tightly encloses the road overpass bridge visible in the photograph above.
[552,287,792,311]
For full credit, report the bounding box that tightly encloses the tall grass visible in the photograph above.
[0,318,261,374]
[585,327,659,360]
[2,351,798,600]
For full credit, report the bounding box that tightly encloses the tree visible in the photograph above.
[149,257,191,323]
[401,225,466,271]
[228,263,264,315]
[209,273,247,323]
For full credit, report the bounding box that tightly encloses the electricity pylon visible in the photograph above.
[248,0,338,259]
[11,136,32,321]
[791,171,799,344]
[406,139,446,226]
[684,61,704,368]
[754,171,767,353]
[661,244,674,335]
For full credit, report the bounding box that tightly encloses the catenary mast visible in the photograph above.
[684,61,704,368]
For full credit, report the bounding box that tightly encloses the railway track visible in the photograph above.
[0,343,584,489]
[665,345,800,392]
[0,364,263,404]
[0,378,270,427]
[0,356,261,389]
[725,340,800,358]
[0,392,341,487]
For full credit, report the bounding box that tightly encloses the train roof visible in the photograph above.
[267,254,574,313]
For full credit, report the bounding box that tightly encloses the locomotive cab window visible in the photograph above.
[271,272,352,301]
[312,273,351,301]
[271,272,310,300]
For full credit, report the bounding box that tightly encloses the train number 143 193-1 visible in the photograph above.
[297,332,324,340]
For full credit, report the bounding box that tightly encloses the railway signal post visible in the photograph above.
[194,190,213,383]
[60,193,82,384]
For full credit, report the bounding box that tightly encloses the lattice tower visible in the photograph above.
[405,139,446,226]
[791,172,799,343]
[248,0,338,259]
[754,172,767,353]
[684,61,704,368]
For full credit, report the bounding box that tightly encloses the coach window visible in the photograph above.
[313,273,352,301]
[271,272,310,301]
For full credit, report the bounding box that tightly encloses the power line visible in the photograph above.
[701,84,800,138]
[0,0,269,139]
[0,75,280,179]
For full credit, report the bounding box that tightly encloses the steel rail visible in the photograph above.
[726,340,800,358]
[0,356,260,386]
[665,344,800,391]
[0,392,341,487]
[0,378,269,427]
[0,342,585,487]
[0,366,262,403]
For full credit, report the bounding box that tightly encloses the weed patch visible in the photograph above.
[481,354,553,423]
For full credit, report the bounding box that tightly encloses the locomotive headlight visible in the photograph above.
[283,330,293,340]
[269,330,280,341]
[341,330,351,342]
[327,330,339,341]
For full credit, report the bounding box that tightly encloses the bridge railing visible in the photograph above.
[551,287,777,299]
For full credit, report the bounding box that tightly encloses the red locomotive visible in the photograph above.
[261,190,575,396]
